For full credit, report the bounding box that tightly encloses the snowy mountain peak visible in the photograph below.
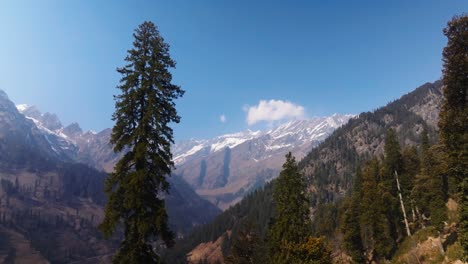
[16,104,29,112]
[172,114,354,166]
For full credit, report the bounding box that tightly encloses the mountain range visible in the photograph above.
[0,89,220,263]
[173,114,353,209]
[16,103,352,210]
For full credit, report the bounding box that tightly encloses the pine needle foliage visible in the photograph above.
[439,14,468,258]
[99,21,184,263]
[268,152,312,263]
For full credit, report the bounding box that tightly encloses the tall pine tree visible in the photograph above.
[342,166,364,263]
[439,15,468,257]
[268,152,312,263]
[100,21,184,263]
[360,159,394,261]
[381,129,405,242]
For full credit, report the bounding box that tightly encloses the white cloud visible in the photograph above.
[220,114,227,123]
[245,99,305,125]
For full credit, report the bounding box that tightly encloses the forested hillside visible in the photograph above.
[164,80,445,263]
[165,14,468,263]
[0,87,220,263]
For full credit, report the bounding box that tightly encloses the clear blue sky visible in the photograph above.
[0,1,466,140]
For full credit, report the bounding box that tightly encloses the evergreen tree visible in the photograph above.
[381,129,404,242]
[413,145,448,230]
[99,21,184,263]
[268,152,311,263]
[439,15,468,256]
[439,15,468,187]
[341,166,364,263]
[225,220,266,264]
[460,178,468,260]
[360,159,394,261]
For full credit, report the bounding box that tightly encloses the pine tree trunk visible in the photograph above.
[395,170,411,236]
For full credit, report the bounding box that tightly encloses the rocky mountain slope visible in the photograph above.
[15,102,221,234]
[0,89,220,263]
[164,80,445,263]
[300,81,443,204]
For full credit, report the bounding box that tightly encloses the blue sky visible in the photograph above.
[0,1,466,140]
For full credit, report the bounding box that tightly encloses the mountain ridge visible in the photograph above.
[16,103,353,210]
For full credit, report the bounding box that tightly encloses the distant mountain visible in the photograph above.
[16,104,119,172]
[0,89,219,262]
[173,114,353,209]
[0,92,113,263]
[15,103,221,234]
[16,103,352,210]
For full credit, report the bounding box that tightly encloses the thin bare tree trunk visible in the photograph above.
[395,170,411,236]
[411,200,417,222]
[415,206,425,228]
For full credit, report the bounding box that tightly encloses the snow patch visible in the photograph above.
[16,104,29,112]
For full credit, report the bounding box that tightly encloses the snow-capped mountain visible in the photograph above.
[173,130,262,165]
[173,115,353,166]
[3,95,220,235]
[16,103,353,210]
[173,114,354,209]
[16,104,121,172]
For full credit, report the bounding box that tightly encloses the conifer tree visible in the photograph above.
[439,15,468,256]
[401,146,419,196]
[411,127,449,230]
[225,220,266,264]
[460,178,468,260]
[268,152,311,263]
[439,15,468,187]
[360,159,394,261]
[99,21,184,263]
[381,129,405,241]
[342,166,364,263]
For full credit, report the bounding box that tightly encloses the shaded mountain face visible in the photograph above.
[0,90,220,262]
[173,115,353,209]
[0,92,114,263]
[15,102,221,234]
